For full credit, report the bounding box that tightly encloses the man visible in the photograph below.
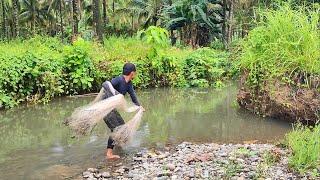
[102,63,144,159]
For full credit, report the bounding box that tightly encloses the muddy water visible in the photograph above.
[0,85,292,179]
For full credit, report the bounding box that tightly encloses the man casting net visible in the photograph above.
[66,63,145,159]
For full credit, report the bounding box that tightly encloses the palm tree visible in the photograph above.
[93,0,103,42]
[128,0,165,27]
[1,0,7,39]
[48,0,66,40]
[102,0,108,28]
[20,0,46,34]
[12,0,19,37]
[72,0,79,39]
[162,0,223,47]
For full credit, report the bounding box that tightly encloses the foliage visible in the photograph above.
[286,123,320,174]
[0,36,64,108]
[62,38,96,94]
[184,48,231,87]
[0,36,234,108]
[239,5,320,89]
[137,26,169,48]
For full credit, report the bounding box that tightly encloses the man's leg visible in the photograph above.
[104,109,125,159]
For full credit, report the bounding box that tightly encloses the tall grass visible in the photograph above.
[286,123,320,174]
[240,5,320,88]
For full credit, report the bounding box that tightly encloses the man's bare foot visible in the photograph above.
[106,149,120,160]
[106,154,120,159]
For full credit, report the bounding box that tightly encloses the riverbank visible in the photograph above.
[82,142,315,179]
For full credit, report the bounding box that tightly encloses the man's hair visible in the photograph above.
[123,63,136,75]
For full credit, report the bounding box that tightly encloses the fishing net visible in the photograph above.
[65,81,143,146]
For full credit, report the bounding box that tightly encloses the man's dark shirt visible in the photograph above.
[102,76,140,106]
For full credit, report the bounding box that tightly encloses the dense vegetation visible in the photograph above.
[286,124,320,175]
[237,4,320,122]
[0,0,319,176]
[0,31,233,108]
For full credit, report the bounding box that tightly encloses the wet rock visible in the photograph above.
[83,142,307,179]
[157,171,172,177]
[94,173,101,178]
[102,172,111,178]
[83,171,91,178]
[166,164,175,171]
[87,168,98,173]
[115,163,122,167]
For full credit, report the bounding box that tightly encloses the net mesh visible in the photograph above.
[65,81,143,146]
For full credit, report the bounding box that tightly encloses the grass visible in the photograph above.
[239,5,320,89]
[286,123,320,174]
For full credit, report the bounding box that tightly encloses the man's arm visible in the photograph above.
[128,82,140,106]
[111,76,120,88]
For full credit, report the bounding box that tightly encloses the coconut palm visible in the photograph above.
[93,0,103,42]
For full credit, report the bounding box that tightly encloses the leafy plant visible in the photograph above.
[286,123,320,174]
[63,38,96,94]
[239,5,320,90]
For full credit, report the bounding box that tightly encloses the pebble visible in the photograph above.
[81,142,313,179]
[166,164,175,171]
[102,172,111,178]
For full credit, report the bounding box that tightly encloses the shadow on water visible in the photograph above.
[0,84,292,179]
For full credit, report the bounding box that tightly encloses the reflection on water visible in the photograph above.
[0,85,292,179]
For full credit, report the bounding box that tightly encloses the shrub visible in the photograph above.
[239,5,320,89]
[62,38,96,94]
[0,36,234,108]
[184,48,231,87]
[286,123,320,174]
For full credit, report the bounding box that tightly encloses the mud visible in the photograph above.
[237,74,320,123]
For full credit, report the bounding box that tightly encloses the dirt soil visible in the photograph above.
[237,75,320,123]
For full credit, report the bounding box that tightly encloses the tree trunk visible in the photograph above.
[12,0,19,38]
[59,0,64,41]
[93,0,103,43]
[72,0,79,39]
[102,0,108,28]
[31,0,35,35]
[1,0,6,40]
[222,0,227,46]
[227,0,233,44]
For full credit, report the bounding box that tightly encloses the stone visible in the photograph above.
[200,170,209,178]
[157,171,172,177]
[171,175,178,180]
[83,171,91,178]
[88,168,98,173]
[115,163,122,167]
[166,164,175,171]
[102,172,111,178]
[94,173,101,178]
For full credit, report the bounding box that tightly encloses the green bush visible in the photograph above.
[62,38,96,94]
[0,36,64,108]
[286,123,320,175]
[239,5,320,89]
[0,35,234,109]
[184,48,231,87]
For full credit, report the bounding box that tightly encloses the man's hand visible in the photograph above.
[140,106,145,112]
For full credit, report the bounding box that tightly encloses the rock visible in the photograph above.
[133,157,144,162]
[115,163,122,167]
[87,168,98,173]
[166,164,175,171]
[135,152,143,157]
[171,175,178,180]
[202,170,209,178]
[102,172,111,178]
[83,171,91,178]
[157,171,172,177]
[236,176,245,180]
[94,173,101,178]
[173,167,181,173]
[186,171,195,178]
